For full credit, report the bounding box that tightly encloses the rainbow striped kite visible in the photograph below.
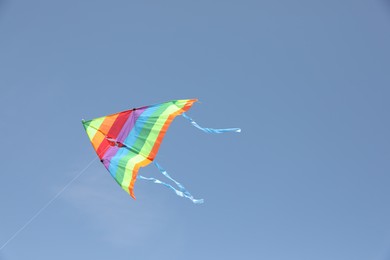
[82,99,240,203]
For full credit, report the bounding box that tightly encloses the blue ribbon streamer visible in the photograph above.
[138,161,204,204]
[182,113,241,134]
[137,113,240,203]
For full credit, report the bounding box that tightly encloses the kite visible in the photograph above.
[82,99,240,203]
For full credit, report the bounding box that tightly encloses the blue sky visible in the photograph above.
[1,0,390,259]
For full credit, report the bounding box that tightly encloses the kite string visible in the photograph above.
[0,157,98,252]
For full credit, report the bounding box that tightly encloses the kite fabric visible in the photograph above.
[82,99,240,203]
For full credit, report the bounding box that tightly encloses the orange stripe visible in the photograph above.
[147,99,197,160]
[128,158,152,199]
[90,131,105,152]
[93,114,120,158]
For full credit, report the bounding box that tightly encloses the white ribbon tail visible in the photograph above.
[182,113,241,134]
[137,161,204,204]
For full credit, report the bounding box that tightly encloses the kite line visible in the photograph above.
[0,157,97,251]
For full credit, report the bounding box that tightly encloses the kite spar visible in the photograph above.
[82,99,240,203]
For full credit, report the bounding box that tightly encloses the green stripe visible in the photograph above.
[131,102,175,156]
[112,149,138,187]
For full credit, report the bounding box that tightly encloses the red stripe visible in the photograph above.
[96,139,111,159]
[106,110,132,139]
[96,111,132,158]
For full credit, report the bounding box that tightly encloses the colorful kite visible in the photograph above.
[82,99,240,203]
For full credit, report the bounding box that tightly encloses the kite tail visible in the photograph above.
[182,113,241,134]
[137,161,204,204]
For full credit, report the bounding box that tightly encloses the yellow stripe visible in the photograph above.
[120,154,146,190]
[85,117,105,141]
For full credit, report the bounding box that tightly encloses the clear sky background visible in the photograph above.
[1,0,390,259]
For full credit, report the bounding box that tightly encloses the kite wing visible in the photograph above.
[82,99,240,203]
